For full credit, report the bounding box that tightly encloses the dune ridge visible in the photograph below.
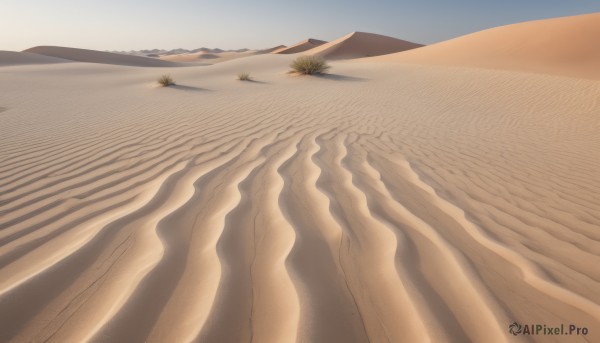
[23,46,183,67]
[1,30,600,343]
[257,45,287,54]
[0,51,70,66]
[306,32,422,59]
[159,50,256,64]
[380,12,600,79]
[272,39,327,55]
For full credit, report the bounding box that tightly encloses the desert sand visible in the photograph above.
[0,51,70,67]
[24,46,182,67]
[159,50,259,64]
[377,12,600,79]
[158,46,299,65]
[272,39,327,54]
[307,32,422,59]
[1,13,599,343]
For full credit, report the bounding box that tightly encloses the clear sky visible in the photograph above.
[1,0,599,51]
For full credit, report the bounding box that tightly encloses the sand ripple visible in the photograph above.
[0,60,599,343]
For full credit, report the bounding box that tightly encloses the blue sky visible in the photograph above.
[1,0,599,51]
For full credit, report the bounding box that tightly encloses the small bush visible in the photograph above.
[290,56,330,75]
[238,72,251,81]
[157,74,175,87]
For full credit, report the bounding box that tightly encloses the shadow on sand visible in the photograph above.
[314,73,368,82]
[243,79,269,84]
[169,85,211,92]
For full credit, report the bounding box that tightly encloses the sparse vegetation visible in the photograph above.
[157,74,175,87]
[238,72,251,81]
[290,56,330,75]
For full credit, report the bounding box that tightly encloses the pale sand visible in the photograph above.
[1,14,600,343]
[160,50,258,64]
[159,46,294,64]
[272,39,327,55]
[24,46,182,67]
[0,51,70,66]
[258,45,288,54]
[306,32,422,59]
[378,12,600,79]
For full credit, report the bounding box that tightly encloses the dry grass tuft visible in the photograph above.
[290,56,330,75]
[157,74,175,87]
[237,72,251,81]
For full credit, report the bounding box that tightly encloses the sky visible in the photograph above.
[1,0,599,51]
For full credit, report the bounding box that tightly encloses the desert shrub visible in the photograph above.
[238,72,251,81]
[290,56,330,75]
[157,74,175,87]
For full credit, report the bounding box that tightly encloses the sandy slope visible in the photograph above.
[160,47,289,64]
[307,32,422,59]
[160,50,259,64]
[0,51,70,66]
[379,12,600,79]
[1,37,600,343]
[257,45,287,54]
[272,39,327,54]
[159,51,220,62]
[24,46,182,67]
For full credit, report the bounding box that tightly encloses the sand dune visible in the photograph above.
[159,45,296,64]
[159,51,218,62]
[272,39,327,54]
[379,12,600,79]
[0,51,70,66]
[1,21,600,343]
[257,45,287,54]
[160,50,256,64]
[24,46,182,67]
[306,32,422,59]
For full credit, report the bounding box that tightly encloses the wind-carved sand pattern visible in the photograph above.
[1,13,600,343]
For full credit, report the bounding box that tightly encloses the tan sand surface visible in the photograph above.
[0,51,70,66]
[160,46,292,64]
[258,45,287,54]
[1,19,599,343]
[24,46,183,67]
[160,50,258,64]
[272,39,327,54]
[378,12,600,79]
[306,32,422,59]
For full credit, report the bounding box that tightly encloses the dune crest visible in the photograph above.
[379,12,600,79]
[0,51,70,66]
[273,39,327,55]
[24,46,182,67]
[257,45,287,54]
[306,32,422,59]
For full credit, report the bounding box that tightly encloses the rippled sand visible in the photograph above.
[0,48,599,343]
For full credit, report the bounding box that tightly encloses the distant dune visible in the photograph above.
[160,45,295,64]
[160,50,256,64]
[24,46,182,67]
[307,32,422,59]
[160,52,219,62]
[161,48,190,56]
[380,12,600,79]
[273,39,327,55]
[270,46,288,54]
[256,45,287,54]
[0,51,70,66]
